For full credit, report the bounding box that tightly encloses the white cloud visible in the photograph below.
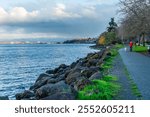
[52,3,81,19]
[0,7,38,24]
[81,6,97,18]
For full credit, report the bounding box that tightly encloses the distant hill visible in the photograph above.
[63,38,97,44]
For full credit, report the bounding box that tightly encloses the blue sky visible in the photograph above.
[0,0,119,40]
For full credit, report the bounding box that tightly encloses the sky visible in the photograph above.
[0,0,119,40]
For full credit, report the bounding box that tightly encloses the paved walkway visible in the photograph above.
[111,55,137,100]
[119,48,150,100]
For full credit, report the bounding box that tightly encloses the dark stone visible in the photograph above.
[30,77,50,90]
[96,59,103,66]
[65,71,81,85]
[0,96,9,100]
[16,90,35,100]
[86,59,99,67]
[89,72,102,80]
[64,69,71,78]
[74,78,92,90]
[87,53,94,58]
[53,67,59,73]
[70,62,77,68]
[47,74,65,84]
[74,61,83,69]
[81,67,99,78]
[81,68,92,78]
[41,93,75,100]
[90,53,99,59]
[35,81,72,99]
[53,64,68,74]
[59,64,68,69]
[45,70,54,74]
[98,49,105,57]
[36,73,53,83]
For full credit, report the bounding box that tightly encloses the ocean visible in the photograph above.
[0,44,98,99]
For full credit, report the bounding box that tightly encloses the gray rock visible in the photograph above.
[86,59,99,67]
[41,93,75,100]
[35,81,72,99]
[70,62,77,68]
[59,64,68,69]
[81,67,99,78]
[89,72,102,80]
[47,74,65,84]
[87,53,94,58]
[90,53,99,59]
[46,70,54,74]
[96,59,103,66]
[36,73,53,83]
[74,78,92,90]
[30,77,50,90]
[65,71,81,85]
[16,90,35,100]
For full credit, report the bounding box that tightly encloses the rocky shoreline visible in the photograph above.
[15,48,109,100]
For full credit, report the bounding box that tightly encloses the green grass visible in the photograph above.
[115,44,124,49]
[101,58,113,70]
[103,75,118,82]
[101,44,122,72]
[133,46,148,52]
[77,76,120,100]
[124,66,142,99]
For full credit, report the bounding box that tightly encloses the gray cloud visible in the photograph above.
[0,1,118,39]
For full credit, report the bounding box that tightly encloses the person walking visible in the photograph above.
[129,41,133,52]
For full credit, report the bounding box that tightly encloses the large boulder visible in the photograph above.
[96,59,103,66]
[81,67,99,78]
[58,64,68,69]
[89,72,102,80]
[30,76,51,90]
[47,74,65,84]
[74,78,92,91]
[90,53,99,59]
[41,93,75,100]
[35,81,72,99]
[70,62,77,69]
[36,73,53,83]
[16,90,35,100]
[87,53,94,58]
[86,59,99,67]
[65,71,81,85]
[53,64,68,74]
[45,69,55,74]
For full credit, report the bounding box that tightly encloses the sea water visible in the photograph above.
[0,44,98,99]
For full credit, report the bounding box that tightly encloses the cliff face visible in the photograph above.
[15,48,110,100]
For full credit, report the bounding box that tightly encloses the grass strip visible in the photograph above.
[124,66,143,99]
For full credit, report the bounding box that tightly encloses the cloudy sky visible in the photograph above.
[0,0,119,40]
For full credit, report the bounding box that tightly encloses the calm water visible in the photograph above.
[0,44,97,99]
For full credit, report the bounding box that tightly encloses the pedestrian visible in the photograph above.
[129,41,133,52]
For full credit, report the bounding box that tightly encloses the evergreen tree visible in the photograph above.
[107,18,117,32]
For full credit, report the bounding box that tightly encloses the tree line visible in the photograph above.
[118,0,150,46]
[97,0,150,46]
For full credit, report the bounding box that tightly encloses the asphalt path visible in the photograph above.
[119,48,150,99]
